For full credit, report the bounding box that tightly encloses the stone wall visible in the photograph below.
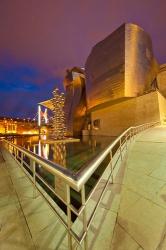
[158,91,166,123]
[91,91,165,136]
[157,64,166,98]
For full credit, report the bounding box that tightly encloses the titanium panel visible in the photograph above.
[64,68,87,136]
[125,23,159,96]
[85,24,125,109]
[85,23,159,110]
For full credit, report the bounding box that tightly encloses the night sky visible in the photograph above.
[0,0,166,118]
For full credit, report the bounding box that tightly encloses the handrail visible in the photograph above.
[1,121,159,249]
[75,127,132,189]
[2,142,79,189]
[2,122,158,192]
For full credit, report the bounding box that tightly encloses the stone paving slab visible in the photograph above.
[111,126,166,250]
[0,148,35,250]
[0,145,69,250]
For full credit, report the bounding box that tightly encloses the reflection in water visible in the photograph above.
[52,143,66,167]
[38,140,41,157]
[8,134,116,212]
[42,144,49,160]
[12,135,116,172]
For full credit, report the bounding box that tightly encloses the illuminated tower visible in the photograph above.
[51,88,66,139]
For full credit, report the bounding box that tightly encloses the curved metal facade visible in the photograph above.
[63,68,87,136]
[157,64,166,97]
[85,23,159,110]
[125,23,158,96]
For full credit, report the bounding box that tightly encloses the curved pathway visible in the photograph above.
[111,126,166,250]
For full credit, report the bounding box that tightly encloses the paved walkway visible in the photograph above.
[0,126,166,250]
[0,143,68,250]
[111,126,166,250]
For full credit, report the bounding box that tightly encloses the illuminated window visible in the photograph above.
[93,119,100,130]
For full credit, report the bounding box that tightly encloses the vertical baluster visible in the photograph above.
[33,160,37,198]
[54,175,56,191]
[21,151,23,167]
[81,185,88,250]
[66,184,72,250]
[132,128,135,140]
[110,150,113,183]
[14,148,17,160]
[129,129,132,143]
[125,133,128,150]
[120,138,122,161]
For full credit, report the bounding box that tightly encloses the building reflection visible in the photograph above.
[11,135,115,202]
[12,135,113,171]
[42,144,49,160]
[51,143,66,167]
[35,140,67,201]
[51,142,67,201]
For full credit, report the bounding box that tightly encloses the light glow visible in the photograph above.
[38,105,41,126]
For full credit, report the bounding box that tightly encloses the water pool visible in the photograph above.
[8,135,116,217]
[12,135,116,172]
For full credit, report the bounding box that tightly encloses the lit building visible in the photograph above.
[0,117,38,135]
[39,23,166,137]
[40,67,87,137]
[0,118,17,134]
[85,23,159,110]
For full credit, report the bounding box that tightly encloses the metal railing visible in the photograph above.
[2,121,159,249]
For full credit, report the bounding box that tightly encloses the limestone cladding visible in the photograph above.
[91,91,165,136]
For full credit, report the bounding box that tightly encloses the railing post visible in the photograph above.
[21,151,23,166]
[33,161,37,198]
[54,175,56,191]
[129,129,132,143]
[66,184,72,250]
[132,128,134,140]
[110,150,113,183]
[81,185,88,250]
[119,138,122,161]
[14,148,17,160]
[125,133,128,150]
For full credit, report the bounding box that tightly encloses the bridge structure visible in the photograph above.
[0,121,166,249]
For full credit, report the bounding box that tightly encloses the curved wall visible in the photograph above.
[125,23,158,96]
[64,69,87,136]
[85,23,158,110]
[157,64,166,97]
[85,24,125,110]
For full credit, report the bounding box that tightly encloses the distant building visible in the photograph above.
[0,118,17,134]
[0,117,38,135]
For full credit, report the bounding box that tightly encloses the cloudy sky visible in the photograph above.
[0,0,166,118]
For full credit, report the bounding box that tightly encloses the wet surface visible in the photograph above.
[9,135,116,172]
